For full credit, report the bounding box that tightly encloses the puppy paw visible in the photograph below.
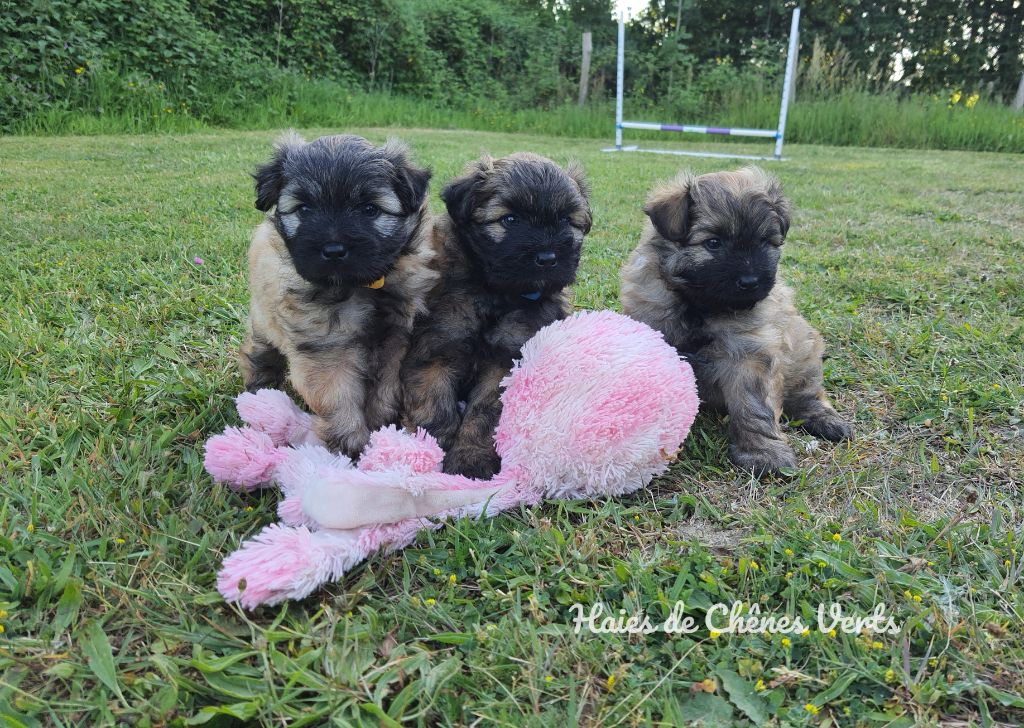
[801,413,853,442]
[443,447,500,480]
[318,423,371,460]
[729,442,798,477]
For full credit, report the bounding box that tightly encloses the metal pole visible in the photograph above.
[615,12,625,150]
[774,7,800,159]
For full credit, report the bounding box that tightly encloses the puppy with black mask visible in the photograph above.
[241,132,436,458]
[401,153,591,478]
[620,167,851,475]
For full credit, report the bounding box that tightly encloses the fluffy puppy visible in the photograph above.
[240,132,436,458]
[401,153,591,478]
[620,167,851,475]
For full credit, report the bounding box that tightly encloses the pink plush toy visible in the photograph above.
[205,310,699,608]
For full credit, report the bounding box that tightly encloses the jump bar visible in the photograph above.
[618,121,780,139]
[602,146,784,161]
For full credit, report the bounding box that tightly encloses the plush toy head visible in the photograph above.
[497,310,698,499]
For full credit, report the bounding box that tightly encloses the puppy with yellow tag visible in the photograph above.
[241,132,436,458]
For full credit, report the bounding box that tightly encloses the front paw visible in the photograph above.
[729,441,798,477]
[443,446,500,480]
[802,412,853,442]
[318,421,371,460]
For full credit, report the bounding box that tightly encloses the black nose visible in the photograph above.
[736,275,759,290]
[322,243,348,260]
[535,251,557,267]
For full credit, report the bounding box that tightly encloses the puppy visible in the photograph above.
[620,167,851,475]
[401,153,591,478]
[240,132,436,458]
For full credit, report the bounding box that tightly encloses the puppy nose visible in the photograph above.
[535,251,557,267]
[322,243,348,260]
[736,275,759,290]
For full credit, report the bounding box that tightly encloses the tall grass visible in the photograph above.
[9,63,1023,153]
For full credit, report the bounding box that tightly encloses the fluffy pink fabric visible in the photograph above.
[203,426,286,491]
[217,524,361,608]
[496,310,698,499]
[358,425,443,475]
[236,389,316,446]
[211,310,700,608]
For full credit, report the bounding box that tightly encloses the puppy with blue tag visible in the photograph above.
[401,153,591,478]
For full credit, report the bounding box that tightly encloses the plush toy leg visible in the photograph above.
[218,523,362,608]
[235,389,320,447]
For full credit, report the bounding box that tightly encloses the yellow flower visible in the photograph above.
[606,675,615,690]
[885,668,896,682]
[709,630,721,639]
[754,678,766,691]
[828,629,837,639]
[785,571,794,579]
[114,538,125,545]
[448,574,456,585]
[784,548,794,557]
[74,67,84,75]
[633,514,640,521]
[965,92,979,109]
[0,611,6,619]
[913,594,922,603]
[700,678,716,693]
[424,598,436,606]
[804,703,819,715]
[831,533,841,542]
[903,590,912,598]
[928,658,938,667]
[800,628,810,637]
[544,675,554,683]
[433,568,441,576]
[749,560,760,570]
[871,641,884,650]
[1004,560,1011,567]
[0,625,5,635]
[817,561,827,568]
[781,637,791,647]
[26,523,34,534]
[244,506,253,512]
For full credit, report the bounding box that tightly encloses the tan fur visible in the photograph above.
[621,169,851,475]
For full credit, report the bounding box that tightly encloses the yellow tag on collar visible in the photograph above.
[365,277,385,289]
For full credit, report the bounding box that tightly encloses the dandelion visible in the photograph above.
[424,598,436,606]
[871,641,884,650]
[831,533,841,542]
[448,574,456,585]
[965,92,980,109]
[74,67,84,75]
[754,678,766,691]
[709,630,721,639]
[781,637,791,647]
[784,548,794,557]
[804,703,819,715]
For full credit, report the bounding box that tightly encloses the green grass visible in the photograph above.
[10,66,1024,153]
[1,128,1023,726]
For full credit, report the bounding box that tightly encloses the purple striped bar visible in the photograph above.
[706,127,731,135]
[619,121,780,139]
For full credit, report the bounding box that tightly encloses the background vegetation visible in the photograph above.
[1,128,1022,726]
[3,0,1023,151]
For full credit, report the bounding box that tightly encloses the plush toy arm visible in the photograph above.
[235,389,319,447]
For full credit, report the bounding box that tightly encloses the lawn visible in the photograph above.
[1,128,1022,726]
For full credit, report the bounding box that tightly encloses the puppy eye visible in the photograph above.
[361,203,381,217]
[704,238,723,250]
[297,204,311,214]
[500,214,518,227]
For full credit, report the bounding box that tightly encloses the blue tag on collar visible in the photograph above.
[520,291,541,301]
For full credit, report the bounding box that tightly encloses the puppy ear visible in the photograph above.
[382,138,431,213]
[254,131,304,212]
[441,156,493,223]
[644,173,694,242]
[765,175,792,239]
[565,159,593,234]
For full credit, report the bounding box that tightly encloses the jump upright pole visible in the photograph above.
[774,6,801,159]
[614,12,625,150]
